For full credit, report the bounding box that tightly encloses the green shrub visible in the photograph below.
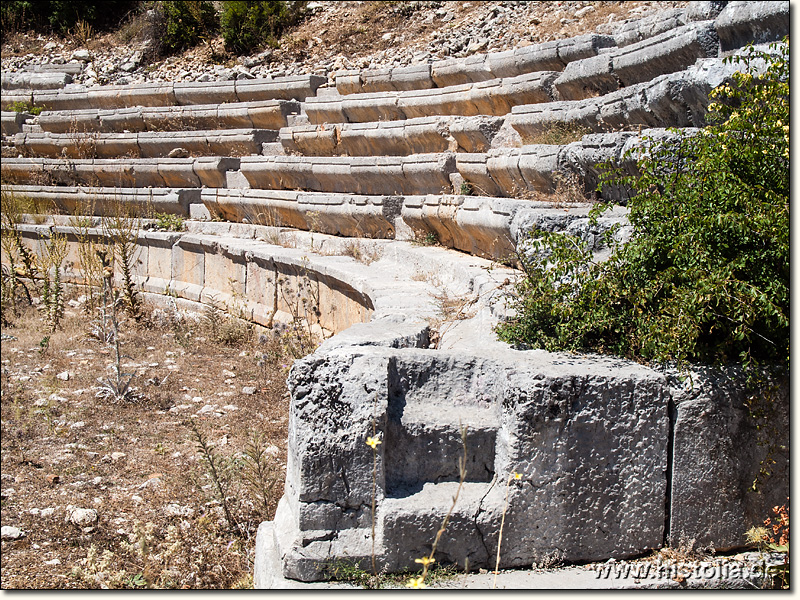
[8,101,43,115]
[1,0,137,36]
[160,0,218,55]
[497,41,789,372]
[220,1,301,55]
[153,212,184,231]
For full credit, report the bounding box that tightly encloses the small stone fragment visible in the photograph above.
[1,526,25,540]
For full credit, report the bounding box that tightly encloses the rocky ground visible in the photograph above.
[1,292,292,588]
[2,1,686,87]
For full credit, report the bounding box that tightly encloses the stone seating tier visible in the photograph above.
[32,100,301,133]
[0,74,326,111]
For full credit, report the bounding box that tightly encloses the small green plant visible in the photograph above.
[459,181,473,196]
[188,419,243,537]
[238,430,280,519]
[153,212,185,232]
[7,100,43,115]
[103,205,143,320]
[39,228,67,334]
[93,250,140,403]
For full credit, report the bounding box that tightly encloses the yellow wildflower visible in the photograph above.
[415,556,435,566]
[406,576,426,589]
[513,472,522,480]
[366,436,381,449]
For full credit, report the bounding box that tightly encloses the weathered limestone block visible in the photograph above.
[399,85,478,119]
[234,75,326,102]
[0,91,33,111]
[174,80,237,105]
[140,231,181,285]
[714,1,789,54]
[447,116,505,153]
[23,62,84,75]
[342,92,405,122]
[3,185,196,217]
[390,64,435,91]
[170,235,206,300]
[361,68,394,92]
[506,40,562,75]
[0,110,31,135]
[558,131,638,201]
[554,54,616,101]
[669,370,789,550]
[612,8,689,47]
[335,70,363,95]
[612,22,719,87]
[454,154,503,197]
[431,55,491,87]
[686,1,729,22]
[273,345,671,581]
[193,156,240,188]
[556,33,617,64]
[1,71,72,90]
[303,95,348,124]
[157,158,201,188]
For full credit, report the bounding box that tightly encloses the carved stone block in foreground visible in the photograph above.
[260,339,788,584]
[269,346,674,581]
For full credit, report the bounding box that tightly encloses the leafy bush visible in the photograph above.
[497,41,789,371]
[220,1,302,55]
[160,0,218,55]
[1,0,137,36]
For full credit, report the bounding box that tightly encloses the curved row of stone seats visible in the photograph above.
[715,0,790,53]
[3,130,671,201]
[0,74,326,111]
[12,222,408,335]
[1,111,32,135]
[4,183,626,263]
[237,153,456,196]
[334,33,615,94]
[305,71,557,124]
[33,100,301,134]
[1,157,238,188]
[7,185,200,216]
[279,115,506,156]
[11,128,276,159]
[202,188,399,241]
[510,48,766,140]
[610,1,730,47]
[553,21,720,101]
[1,71,73,91]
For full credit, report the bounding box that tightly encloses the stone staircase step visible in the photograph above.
[0,74,326,112]
[305,71,559,124]
[278,115,507,156]
[11,129,276,159]
[334,33,616,94]
[33,100,301,133]
[1,110,32,135]
[554,21,720,101]
[5,185,199,216]
[1,71,72,91]
[1,157,239,188]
